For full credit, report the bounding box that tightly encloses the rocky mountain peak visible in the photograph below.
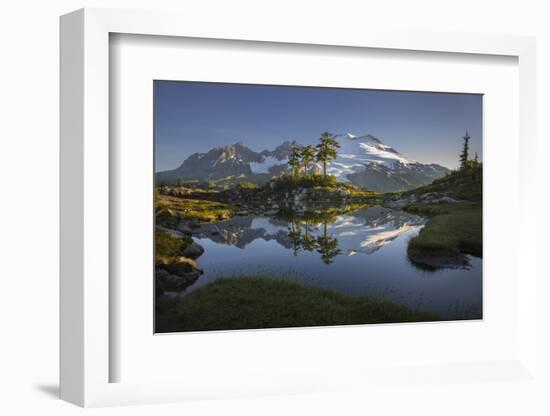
[262,140,293,160]
[157,133,450,192]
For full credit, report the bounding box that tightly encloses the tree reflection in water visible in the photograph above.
[286,211,342,264]
[316,221,341,264]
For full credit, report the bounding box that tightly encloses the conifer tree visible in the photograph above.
[316,132,340,177]
[459,131,470,170]
[288,142,302,178]
[301,145,316,177]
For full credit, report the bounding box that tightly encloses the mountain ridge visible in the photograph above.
[156,134,450,192]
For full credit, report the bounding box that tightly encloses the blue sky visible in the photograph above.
[154,81,482,171]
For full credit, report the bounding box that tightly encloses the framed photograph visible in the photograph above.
[60,8,539,408]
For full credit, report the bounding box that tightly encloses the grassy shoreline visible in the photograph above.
[156,194,235,225]
[405,202,482,269]
[392,165,483,270]
[156,276,439,332]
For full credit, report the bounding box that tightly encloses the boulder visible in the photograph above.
[183,242,205,259]
[176,223,193,235]
[166,208,180,218]
[419,192,438,201]
[188,219,201,229]
[164,257,202,276]
[156,269,201,291]
[157,257,203,290]
[156,225,185,239]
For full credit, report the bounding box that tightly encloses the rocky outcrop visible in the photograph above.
[156,257,204,292]
[384,191,461,209]
[155,221,206,294]
[277,187,359,212]
[383,194,418,209]
[183,242,205,259]
[174,222,193,235]
[417,192,461,204]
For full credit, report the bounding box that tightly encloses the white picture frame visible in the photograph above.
[60,7,538,408]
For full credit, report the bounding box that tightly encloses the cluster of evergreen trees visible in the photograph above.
[288,132,340,178]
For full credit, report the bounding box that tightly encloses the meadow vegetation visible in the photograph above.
[406,202,482,269]
[156,276,439,332]
[156,194,235,225]
[403,163,482,202]
[400,163,482,269]
[155,229,191,264]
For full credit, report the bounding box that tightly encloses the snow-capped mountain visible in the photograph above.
[330,133,413,175]
[327,133,449,192]
[155,134,449,192]
[155,141,292,184]
[251,141,292,174]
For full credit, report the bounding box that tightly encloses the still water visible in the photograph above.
[178,206,482,320]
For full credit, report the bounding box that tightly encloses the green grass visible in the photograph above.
[155,276,438,332]
[164,175,271,190]
[155,229,191,264]
[404,164,482,202]
[387,165,483,269]
[157,194,235,223]
[406,202,482,268]
[270,174,378,196]
[271,174,339,189]
[237,181,259,190]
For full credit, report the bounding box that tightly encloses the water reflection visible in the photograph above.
[194,206,425,264]
[183,206,481,319]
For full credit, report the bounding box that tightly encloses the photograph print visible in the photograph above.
[154,81,483,333]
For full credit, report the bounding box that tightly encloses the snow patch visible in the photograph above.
[327,132,418,182]
[358,142,412,165]
[250,156,288,174]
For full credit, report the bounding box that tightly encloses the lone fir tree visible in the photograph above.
[459,131,471,170]
[301,145,317,177]
[316,132,340,177]
[288,141,302,178]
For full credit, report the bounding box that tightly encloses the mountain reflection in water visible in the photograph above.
[178,206,482,319]
[195,207,425,257]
